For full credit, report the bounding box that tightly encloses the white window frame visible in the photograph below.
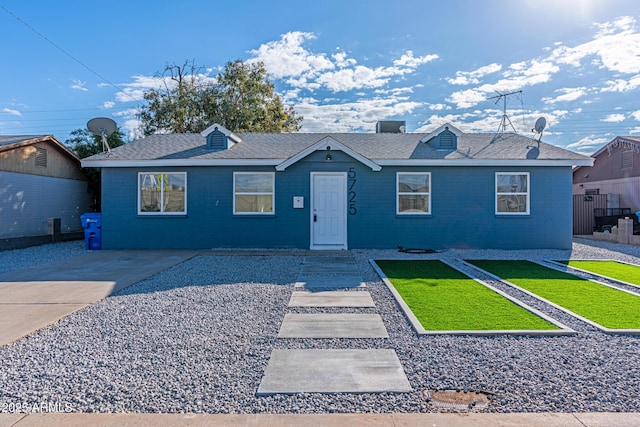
[396,172,431,215]
[495,172,530,215]
[233,172,275,215]
[137,172,187,215]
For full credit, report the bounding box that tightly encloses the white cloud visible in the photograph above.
[249,31,334,79]
[71,79,88,91]
[316,66,390,92]
[446,63,502,85]
[566,136,609,153]
[250,32,437,94]
[113,108,138,118]
[447,60,558,109]
[551,16,640,74]
[332,51,357,68]
[122,118,142,140]
[600,74,640,92]
[392,50,438,67]
[445,88,489,109]
[445,16,640,110]
[541,87,588,104]
[428,103,451,111]
[374,87,414,96]
[631,110,640,121]
[297,97,422,132]
[414,109,570,137]
[602,113,626,123]
[2,108,21,117]
[102,101,115,109]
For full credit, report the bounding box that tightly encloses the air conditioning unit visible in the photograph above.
[376,120,406,134]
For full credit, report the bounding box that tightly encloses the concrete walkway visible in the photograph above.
[258,254,411,394]
[0,250,196,346]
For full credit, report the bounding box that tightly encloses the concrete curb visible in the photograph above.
[2,412,640,427]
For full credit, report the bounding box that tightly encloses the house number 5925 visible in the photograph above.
[348,167,357,215]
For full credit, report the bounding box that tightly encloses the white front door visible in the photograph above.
[311,172,347,250]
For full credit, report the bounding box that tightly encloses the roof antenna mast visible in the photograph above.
[487,90,522,136]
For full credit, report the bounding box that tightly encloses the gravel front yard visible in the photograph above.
[1,238,639,414]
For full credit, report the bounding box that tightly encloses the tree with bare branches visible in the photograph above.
[137,59,302,135]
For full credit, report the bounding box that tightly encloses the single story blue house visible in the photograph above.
[82,122,592,250]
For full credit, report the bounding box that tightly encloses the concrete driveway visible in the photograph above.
[0,250,197,346]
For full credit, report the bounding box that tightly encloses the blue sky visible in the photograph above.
[1,0,640,153]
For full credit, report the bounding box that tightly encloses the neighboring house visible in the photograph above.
[82,122,592,250]
[0,135,91,249]
[573,136,640,212]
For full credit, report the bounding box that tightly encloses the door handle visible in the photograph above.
[314,209,317,222]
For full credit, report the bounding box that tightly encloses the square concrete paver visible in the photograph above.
[300,264,359,275]
[257,349,411,394]
[303,256,356,265]
[289,291,375,307]
[295,276,366,290]
[278,313,388,338]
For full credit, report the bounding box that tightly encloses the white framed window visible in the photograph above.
[397,172,431,215]
[233,172,274,215]
[496,172,529,215]
[138,172,187,215]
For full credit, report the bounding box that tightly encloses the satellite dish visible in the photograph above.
[531,117,547,142]
[87,117,117,154]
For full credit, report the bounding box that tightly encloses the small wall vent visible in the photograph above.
[35,147,47,167]
[207,127,228,151]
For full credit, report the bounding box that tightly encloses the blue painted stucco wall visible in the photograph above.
[100,150,573,249]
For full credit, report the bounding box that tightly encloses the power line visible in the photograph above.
[0,4,137,102]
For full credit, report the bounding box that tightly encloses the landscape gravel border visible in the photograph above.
[0,238,639,414]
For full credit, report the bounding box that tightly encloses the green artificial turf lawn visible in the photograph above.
[556,260,640,287]
[467,260,640,330]
[375,260,558,331]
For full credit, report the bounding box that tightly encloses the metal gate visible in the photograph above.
[573,194,607,235]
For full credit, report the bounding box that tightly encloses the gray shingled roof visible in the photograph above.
[0,135,48,147]
[83,131,589,164]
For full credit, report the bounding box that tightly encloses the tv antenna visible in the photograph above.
[531,117,546,141]
[87,117,117,155]
[487,90,522,135]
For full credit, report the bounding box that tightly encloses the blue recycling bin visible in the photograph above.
[80,213,102,250]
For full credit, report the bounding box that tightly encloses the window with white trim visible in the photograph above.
[233,172,274,215]
[397,172,430,214]
[138,172,187,215]
[496,172,529,215]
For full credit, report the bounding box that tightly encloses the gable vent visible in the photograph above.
[440,131,454,148]
[35,147,47,167]
[622,150,633,169]
[432,127,457,150]
[207,127,228,151]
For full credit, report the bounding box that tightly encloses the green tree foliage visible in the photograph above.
[137,59,302,135]
[66,128,125,211]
